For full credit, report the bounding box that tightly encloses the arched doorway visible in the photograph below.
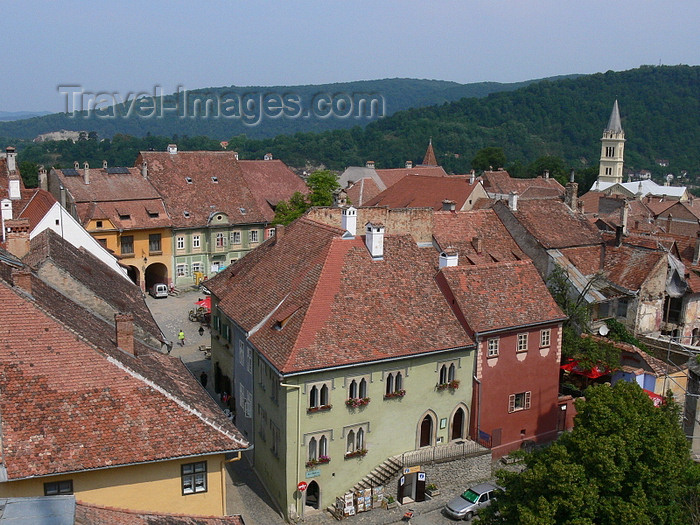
[450,405,468,440]
[126,265,140,287]
[144,262,168,290]
[419,414,434,447]
[305,480,320,510]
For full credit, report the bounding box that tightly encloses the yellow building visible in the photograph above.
[0,258,249,517]
[47,163,173,290]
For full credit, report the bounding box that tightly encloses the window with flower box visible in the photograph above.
[305,430,332,467]
[346,375,370,407]
[307,381,332,412]
[343,422,369,458]
[384,370,405,399]
[437,360,459,390]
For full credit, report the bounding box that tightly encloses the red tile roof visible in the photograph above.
[0,267,247,480]
[208,217,473,374]
[346,177,382,207]
[422,140,438,166]
[54,166,161,202]
[504,199,603,249]
[482,170,565,199]
[602,242,666,292]
[363,175,481,210]
[137,151,267,228]
[432,210,525,264]
[439,260,566,334]
[16,189,57,230]
[559,246,604,275]
[237,159,308,222]
[75,502,245,524]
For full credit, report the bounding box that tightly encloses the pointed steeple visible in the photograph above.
[422,138,437,166]
[606,100,623,132]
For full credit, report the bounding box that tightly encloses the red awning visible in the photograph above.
[195,296,211,311]
[560,359,610,379]
[643,389,665,407]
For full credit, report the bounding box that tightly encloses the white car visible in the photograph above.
[444,482,501,520]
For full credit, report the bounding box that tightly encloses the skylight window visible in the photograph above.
[184,211,190,218]
[185,177,193,184]
[239,207,247,215]
[211,176,218,183]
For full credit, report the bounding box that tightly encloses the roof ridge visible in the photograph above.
[106,355,247,447]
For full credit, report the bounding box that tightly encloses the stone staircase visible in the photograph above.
[350,455,403,492]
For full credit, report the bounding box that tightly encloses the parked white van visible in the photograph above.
[149,283,169,298]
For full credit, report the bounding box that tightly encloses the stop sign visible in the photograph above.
[297,481,308,492]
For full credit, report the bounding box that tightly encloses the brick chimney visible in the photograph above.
[83,162,90,185]
[693,232,700,266]
[666,213,673,234]
[11,268,32,295]
[38,166,48,191]
[365,222,384,260]
[275,224,285,242]
[5,218,30,258]
[620,202,629,235]
[115,313,136,356]
[472,236,483,254]
[565,170,578,211]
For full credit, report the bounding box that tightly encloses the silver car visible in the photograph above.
[444,482,501,520]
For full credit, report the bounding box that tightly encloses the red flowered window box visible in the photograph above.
[305,455,330,468]
[384,389,406,399]
[345,397,371,408]
[437,380,460,391]
[307,404,332,413]
[345,449,368,459]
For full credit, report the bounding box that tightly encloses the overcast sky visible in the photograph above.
[1,1,698,113]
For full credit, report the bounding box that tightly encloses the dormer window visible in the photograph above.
[185,177,193,184]
[118,214,131,220]
[211,176,218,183]
[184,211,190,218]
[147,211,159,218]
[239,207,247,215]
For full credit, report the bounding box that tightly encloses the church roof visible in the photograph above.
[422,139,438,166]
[606,100,623,132]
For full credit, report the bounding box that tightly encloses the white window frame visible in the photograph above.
[230,231,241,245]
[384,370,405,397]
[347,375,369,400]
[181,461,207,495]
[176,263,188,277]
[305,430,332,462]
[508,391,532,413]
[343,422,369,455]
[216,232,227,248]
[191,262,202,274]
[307,381,332,409]
[487,337,499,357]
[192,234,201,249]
[249,230,259,243]
[176,236,185,250]
[517,333,528,353]
[540,328,551,348]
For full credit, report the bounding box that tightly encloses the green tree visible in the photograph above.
[272,192,309,225]
[481,381,699,525]
[272,170,339,225]
[18,161,38,188]
[471,147,506,171]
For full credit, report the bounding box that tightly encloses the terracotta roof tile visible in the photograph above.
[210,217,473,374]
[54,166,161,202]
[75,501,245,524]
[364,175,481,210]
[0,270,247,480]
[440,260,566,334]
[16,189,57,229]
[137,151,268,227]
[602,242,666,291]
[238,160,308,222]
[482,170,565,198]
[432,210,525,263]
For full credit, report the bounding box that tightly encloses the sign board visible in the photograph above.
[403,465,421,475]
[305,469,321,478]
[297,481,308,492]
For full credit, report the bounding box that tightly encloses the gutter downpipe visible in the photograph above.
[281,382,302,520]
[220,451,243,515]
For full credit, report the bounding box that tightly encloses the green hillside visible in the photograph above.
[0,77,552,141]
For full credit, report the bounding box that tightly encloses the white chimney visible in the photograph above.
[8,176,20,200]
[233,151,239,160]
[341,205,357,236]
[141,160,148,178]
[6,147,17,172]
[365,160,375,169]
[264,152,273,160]
[405,160,413,169]
[469,170,475,184]
[38,166,47,191]
[83,162,90,185]
[544,170,550,179]
[365,222,384,260]
[508,192,519,211]
[442,199,456,211]
[1,198,12,222]
[102,159,108,169]
[168,144,178,154]
[439,248,458,268]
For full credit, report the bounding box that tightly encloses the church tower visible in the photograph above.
[597,100,625,184]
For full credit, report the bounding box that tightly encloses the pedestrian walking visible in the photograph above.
[178,329,185,346]
[200,371,208,388]
[198,325,204,337]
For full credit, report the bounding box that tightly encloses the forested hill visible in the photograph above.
[0,77,558,140]
[224,65,699,174]
[11,66,699,190]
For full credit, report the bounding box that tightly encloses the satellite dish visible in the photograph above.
[599,325,610,336]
